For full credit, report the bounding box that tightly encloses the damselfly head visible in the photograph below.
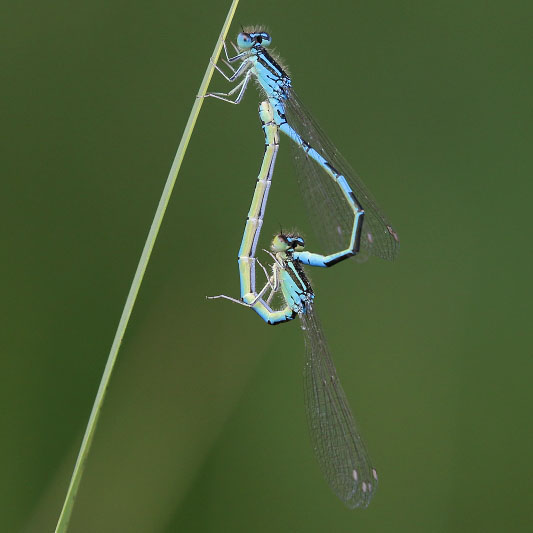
[271,233,305,252]
[237,31,271,49]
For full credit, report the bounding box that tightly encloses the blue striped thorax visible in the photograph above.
[271,233,314,315]
[236,30,291,125]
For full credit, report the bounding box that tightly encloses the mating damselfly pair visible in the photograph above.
[204,27,398,508]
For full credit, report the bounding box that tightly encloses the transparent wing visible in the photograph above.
[285,88,399,260]
[300,305,377,508]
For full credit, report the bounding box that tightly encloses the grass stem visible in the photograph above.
[54,2,240,530]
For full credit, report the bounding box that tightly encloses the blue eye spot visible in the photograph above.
[260,33,272,47]
[237,32,253,49]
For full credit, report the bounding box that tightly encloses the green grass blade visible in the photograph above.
[54,2,240,531]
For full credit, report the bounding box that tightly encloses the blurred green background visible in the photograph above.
[2,1,532,532]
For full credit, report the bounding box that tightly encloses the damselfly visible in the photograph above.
[205,27,399,261]
[208,100,376,508]
[212,229,378,508]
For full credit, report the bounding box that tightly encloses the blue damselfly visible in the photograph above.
[208,98,378,508]
[205,28,399,261]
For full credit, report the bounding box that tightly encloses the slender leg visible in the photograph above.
[256,258,275,290]
[223,42,247,63]
[204,70,253,104]
[265,264,282,306]
[218,44,236,74]
[262,249,283,268]
[207,294,249,306]
[266,288,276,306]
[206,78,246,98]
[210,265,294,325]
[210,58,250,83]
[208,272,274,308]
[229,41,241,56]
[222,58,235,73]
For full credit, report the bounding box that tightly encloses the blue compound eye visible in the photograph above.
[286,235,305,250]
[237,32,253,49]
[258,32,271,47]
